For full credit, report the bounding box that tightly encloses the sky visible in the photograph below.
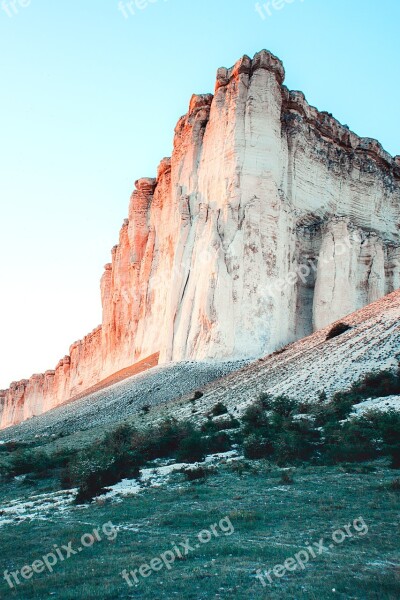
[0,0,399,388]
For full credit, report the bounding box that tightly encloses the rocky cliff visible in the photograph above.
[1,50,399,429]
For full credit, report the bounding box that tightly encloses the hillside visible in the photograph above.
[0,292,399,600]
[1,290,399,447]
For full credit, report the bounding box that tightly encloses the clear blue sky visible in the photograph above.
[0,0,399,388]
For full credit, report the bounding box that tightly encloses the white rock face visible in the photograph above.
[312,219,386,330]
[154,51,400,359]
[3,291,399,443]
[1,50,399,428]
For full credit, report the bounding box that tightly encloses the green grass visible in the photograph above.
[0,460,399,599]
[1,369,399,598]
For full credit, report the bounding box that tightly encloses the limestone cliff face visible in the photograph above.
[1,50,399,428]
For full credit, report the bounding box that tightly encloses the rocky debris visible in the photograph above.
[1,292,399,444]
[167,290,400,418]
[0,360,249,441]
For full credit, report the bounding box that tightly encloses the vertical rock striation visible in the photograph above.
[1,50,399,428]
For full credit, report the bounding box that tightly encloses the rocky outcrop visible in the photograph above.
[2,291,399,444]
[1,50,399,429]
[167,289,400,417]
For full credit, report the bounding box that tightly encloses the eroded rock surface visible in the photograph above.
[1,50,399,428]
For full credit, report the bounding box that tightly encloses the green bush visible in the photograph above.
[9,449,49,477]
[211,402,228,417]
[322,417,378,464]
[183,466,209,481]
[269,396,298,418]
[242,402,270,437]
[313,392,356,426]
[65,440,142,503]
[176,430,207,463]
[103,423,135,455]
[1,447,76,479]
[241,396,319,465]
[313,370,400,428]
[56,371,400,503]
[388,478,400,491]
[140,419,197,460]
[243,434,273,459]
[273,421,319,466]
[376,410,400,468]
[206,432,232,454]
[201,415,240,434]
[351,370,400,400]
[280,469,294,485]
[0,440,30,453]
[315,408,400,466]
[62,424,143,501]
[259,393,274,409]
[63,418,219,501]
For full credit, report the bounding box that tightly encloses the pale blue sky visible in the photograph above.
[0,0,399,387]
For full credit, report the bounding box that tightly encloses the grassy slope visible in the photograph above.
[0,461,399,600]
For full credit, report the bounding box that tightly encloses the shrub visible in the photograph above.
[0,440,30,453]
[229,459,258,475]
[176,430,207,463]
[2,447,75,479]
[270,396,298,418]
[211,402,228,417]
[326,322,351,340]
[240,373,400,468]
[313,392,356,426]
[351,371,400,400]
[312,370,400,429]
[64,418,217,502]
[319,390,327,403]
[201,416,240,434]
[243,434,273,459]
[103,423,135,455]
[259,393,274,409]
[201,417,215,434]
[320,409,400,466]
[8,449,49,477]
[66,442,142,503]
[377,410,400,468]
[388,478,400,491]
[322,417,378,464]
[206,432,232,454]
[272,420,319,466]
[297,402,314,414]
[242,402,270,436]
[183,466,209,481]
[141,419,196,460]
[242,396,319,465]
[62,423,143,502]
[280,470,294,485]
